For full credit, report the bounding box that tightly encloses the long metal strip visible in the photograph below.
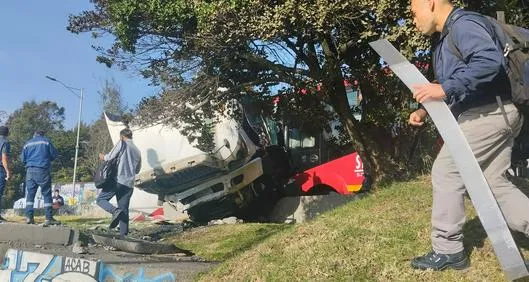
[369,39,528,280]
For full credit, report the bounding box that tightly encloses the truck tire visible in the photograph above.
[187,197,238,223]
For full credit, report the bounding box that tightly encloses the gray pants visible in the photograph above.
[431,102,529,254]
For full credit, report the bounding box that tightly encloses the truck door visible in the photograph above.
[287,128,323,172]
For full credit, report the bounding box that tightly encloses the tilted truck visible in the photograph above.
[105,94,369,222]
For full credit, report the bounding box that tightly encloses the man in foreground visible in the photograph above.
[408,0,529,271]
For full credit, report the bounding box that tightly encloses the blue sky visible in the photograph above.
[0,1,159,129]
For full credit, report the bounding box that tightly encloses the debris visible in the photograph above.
[72,242,88,254]
[92,234,191,255]
[222,217,238,224]
[103,245,118,251]
[150,207,164,217]
[132,213,146,222]
[209,219,224,225]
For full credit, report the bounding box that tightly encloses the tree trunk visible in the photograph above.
[321,37,398,184]
[321,39,377,183]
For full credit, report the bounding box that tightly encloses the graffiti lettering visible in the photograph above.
[0,249,176,282]
[63,257,95,275]
[99,266,176,282]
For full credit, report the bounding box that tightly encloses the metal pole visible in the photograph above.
[72,88,83,197]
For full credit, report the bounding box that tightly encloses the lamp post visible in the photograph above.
[46,76,84,194]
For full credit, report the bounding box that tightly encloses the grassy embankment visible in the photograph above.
[169,176,529,281]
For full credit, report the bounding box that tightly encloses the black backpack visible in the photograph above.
[447,10,529,162]
[94,141,126,189]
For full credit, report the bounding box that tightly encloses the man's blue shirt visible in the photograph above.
[21,135,58,169]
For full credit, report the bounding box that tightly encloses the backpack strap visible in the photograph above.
[116,140,126,163]
[445,14,514,135]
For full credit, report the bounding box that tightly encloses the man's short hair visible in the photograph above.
[54,189,59,193]
[0,126,9,136]
[120,128,133,139]
[34,130,45,136]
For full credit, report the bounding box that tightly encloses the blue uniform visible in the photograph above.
[0,136,11,210]
[21,135,58,220]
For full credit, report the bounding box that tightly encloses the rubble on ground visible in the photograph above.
[208,216,243,225]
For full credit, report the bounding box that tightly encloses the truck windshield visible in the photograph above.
[242,98,279,146]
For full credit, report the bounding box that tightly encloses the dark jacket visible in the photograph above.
[433,8,511,117]
[0,136,10,170]
[21,135,58,169]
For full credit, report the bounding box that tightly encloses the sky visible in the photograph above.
[0,1,159,129]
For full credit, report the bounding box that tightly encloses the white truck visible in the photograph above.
[105,96,367,222]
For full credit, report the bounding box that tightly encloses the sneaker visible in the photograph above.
[411,250,469,271]
[109,209,124,229]
[26,218,35,224]
[42,218,61,227]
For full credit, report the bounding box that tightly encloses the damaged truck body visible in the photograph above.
[105,92,368,222]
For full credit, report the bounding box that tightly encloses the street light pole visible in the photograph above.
[46,76,83,195]
[72,88,83,195]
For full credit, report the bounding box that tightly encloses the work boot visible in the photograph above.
[411,250,469,271]
[109,209,124,229]
[26,217,35,224]
[42,218,61,227]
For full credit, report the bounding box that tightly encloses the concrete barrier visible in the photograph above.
[0,223,77,246]
[268,193,361,223]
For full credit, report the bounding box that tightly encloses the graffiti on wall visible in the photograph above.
[0,249,176,282]
[13,182,100,209]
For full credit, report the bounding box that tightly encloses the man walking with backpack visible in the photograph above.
[21,130,60,226]
[408,0,529,271]
[96,128,141,239]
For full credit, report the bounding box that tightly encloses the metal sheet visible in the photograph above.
[369,39,528,280]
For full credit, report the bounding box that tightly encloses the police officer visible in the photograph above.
[0,126,11,222]
[21,130,59,226]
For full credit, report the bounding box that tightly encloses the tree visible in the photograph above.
[100,78,127,116]
[85,78,127,174]
[466,0,529,26]
[0,111,7,124]
[68,0,529,183]
[50,124,91,184]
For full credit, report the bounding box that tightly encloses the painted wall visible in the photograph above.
[0,249,175,282]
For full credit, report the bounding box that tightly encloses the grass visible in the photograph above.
[167,176,529,281]
[168,223,293,261]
